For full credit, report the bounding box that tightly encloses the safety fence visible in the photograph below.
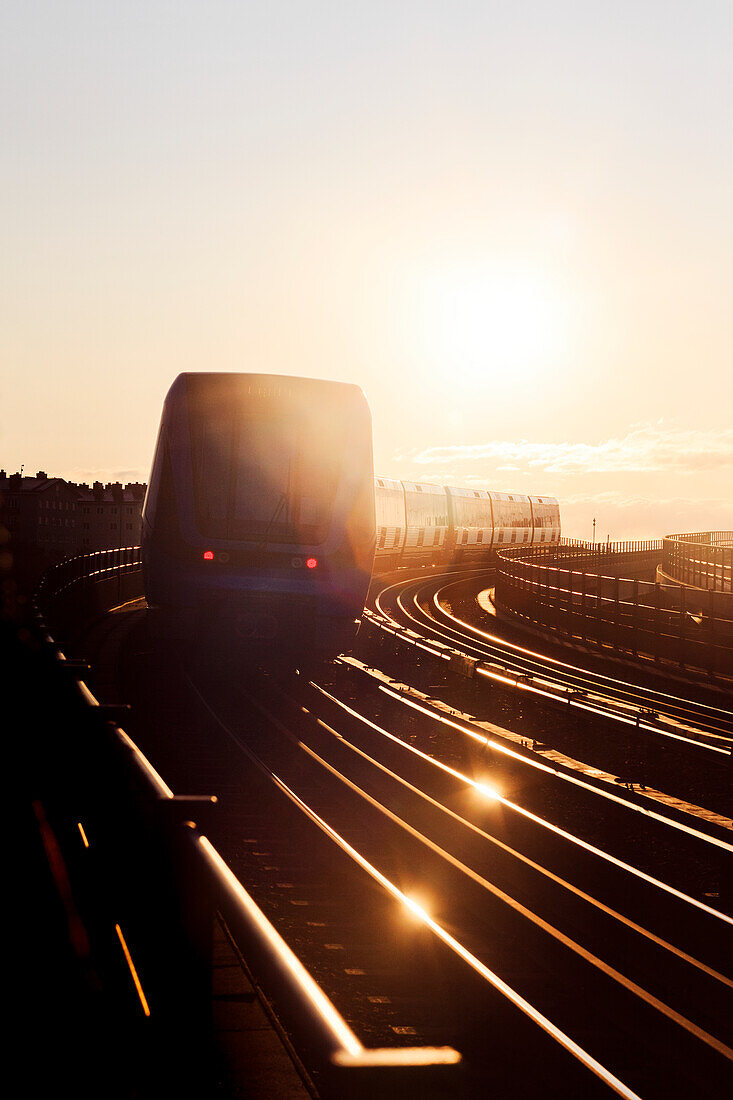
[34,545,143,639]
[561,537,664,553]
[557,537,663,575]
[496,540,733,681]
[662,531,733,593]
[29,548,459,1096]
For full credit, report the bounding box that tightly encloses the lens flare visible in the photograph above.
[475,782,501,800]
[403,895,430,921]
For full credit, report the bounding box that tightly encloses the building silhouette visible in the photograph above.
[0,470,146,586]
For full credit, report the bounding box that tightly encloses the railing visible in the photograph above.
[560,537,664,553]
[34,545,143,639]
[531,538,665,576]
[30,549,460,1094]
[495,540,733,680]
[662,531,733,593]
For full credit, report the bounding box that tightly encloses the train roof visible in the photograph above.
[488,490,531,503]
[445,485,491,499]
[401,481,447,495]
[168,372,368,402]
[375,476,403,491]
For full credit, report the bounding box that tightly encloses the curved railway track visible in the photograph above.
[367,569,733,819]
[75,595,733,1098]
[376,569,733,745]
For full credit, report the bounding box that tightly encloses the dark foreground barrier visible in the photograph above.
[495,540,733,681]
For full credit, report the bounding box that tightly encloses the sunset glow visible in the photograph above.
[418,264,573,386]
[2,4,731,540]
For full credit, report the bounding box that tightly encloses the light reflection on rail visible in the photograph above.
[186,671,644,1098]
[309,680,733,939]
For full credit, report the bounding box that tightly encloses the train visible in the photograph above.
[141,373,375,659]
[142,371,560,663]
[373,477,560,571]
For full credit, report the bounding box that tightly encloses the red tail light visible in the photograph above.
[306,557,318,569]
[203,550,214,560]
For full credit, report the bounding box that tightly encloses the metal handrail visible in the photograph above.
[193,832,459,1074]
[35,545,142,602]
[665,530,733,546]
[98,671,460,1080]
[495,537,733,679]
[662,531,733,593]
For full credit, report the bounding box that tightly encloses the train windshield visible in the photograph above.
[188,377,345,544]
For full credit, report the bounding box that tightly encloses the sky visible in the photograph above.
[2,2,732,539]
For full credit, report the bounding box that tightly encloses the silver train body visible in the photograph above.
[374,478,560,571]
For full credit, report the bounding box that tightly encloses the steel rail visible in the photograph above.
[367,589,733,841]
[191,675,644,1100]
[295,733,733,1063]
[392,576,733,751]
[313,673,733,927]
[301,682,733,987]
[378,682,733,856]
[183,672,461,1076]
[371,577,733,797]
[237,681,733,1089]
[432,574,733,739]
[373,571,733,742]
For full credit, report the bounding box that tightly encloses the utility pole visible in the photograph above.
[592,517,596,544]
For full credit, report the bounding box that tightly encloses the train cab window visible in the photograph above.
[197,417,231,530]
[188,378,347,545]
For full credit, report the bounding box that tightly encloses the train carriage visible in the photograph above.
[401,481,451,563]
[142,373,375,661]
[374,476,407,571]
[445,486,495,559]
[529,495,561,544]
[489,491,533,547]
[372,481,561,571]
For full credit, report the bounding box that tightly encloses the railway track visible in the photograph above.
[77,598,733,1098]
[367,569,733,818]
[377,570,733,741]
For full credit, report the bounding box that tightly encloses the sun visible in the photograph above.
[417,262,572,387]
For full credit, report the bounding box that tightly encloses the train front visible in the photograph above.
[142,373,375,662]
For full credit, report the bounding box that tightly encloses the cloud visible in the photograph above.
[398,424,733,477]
[61,467,148,485]
[561,490,731,509]
[558,491,732,540]
[392,424,733,538]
